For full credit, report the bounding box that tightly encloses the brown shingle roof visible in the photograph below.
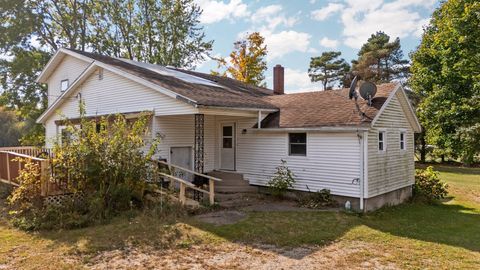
[66,49,398,128]
[259,83,398,128]
[68,49,277,109]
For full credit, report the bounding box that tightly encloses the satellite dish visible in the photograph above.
[349,76,358,100]
[359,81,377,106]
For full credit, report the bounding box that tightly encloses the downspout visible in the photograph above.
[362,130,369,212]
[358,131,365,212]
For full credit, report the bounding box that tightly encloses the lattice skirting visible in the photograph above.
[44,193,85,207]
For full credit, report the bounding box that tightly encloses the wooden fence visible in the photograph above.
[0,151,51,196]
[0,146,52,158]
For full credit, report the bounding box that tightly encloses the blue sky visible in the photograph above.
[194,0,439,92]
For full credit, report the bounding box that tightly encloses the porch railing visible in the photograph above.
[0,151,51,196]
[0,146,52,158]
[153,160,222,206]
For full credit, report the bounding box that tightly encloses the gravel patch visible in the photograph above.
[194,210,247,225]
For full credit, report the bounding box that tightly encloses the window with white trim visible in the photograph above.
[378,131,386,151]
[400,131,406,150]
[60,79,69,92]
[289,133,307,156]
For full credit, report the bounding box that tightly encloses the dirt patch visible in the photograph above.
[87,241,398,270]
[241,201,339,212]
[194,210,247,225]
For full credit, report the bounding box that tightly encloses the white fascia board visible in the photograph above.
[247,126,369,133]
[36,62,97,123]
[397,87,422,132]
[36,48,96,83]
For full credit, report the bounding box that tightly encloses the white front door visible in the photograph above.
[220,123,235,170]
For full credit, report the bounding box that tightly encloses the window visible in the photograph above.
[400,132,406,150]
[289,133,307,156]
[378,131,386,151]
[61,128,72,145]
[222,126,233,148]
[60,79,69,92]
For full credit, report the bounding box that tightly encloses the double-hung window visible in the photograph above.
[289,133,307,156]
[400,131,406,150]
[378,131,386,151]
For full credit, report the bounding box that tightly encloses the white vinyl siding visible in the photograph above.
[46,55,90,106]
[44,68,197,147]
[367,91,415,198]
[153,115,215,173]
[234,118,362,197]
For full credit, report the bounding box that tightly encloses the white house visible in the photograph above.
[36,48,422,211]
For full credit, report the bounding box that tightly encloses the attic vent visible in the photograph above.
[98,68,104,80]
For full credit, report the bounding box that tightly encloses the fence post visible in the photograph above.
[6,153,11,184]
[179,182,186,205]
[209,178,215,205]
[40,159,49,196]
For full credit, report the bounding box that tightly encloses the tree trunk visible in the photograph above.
[420,131,426,163]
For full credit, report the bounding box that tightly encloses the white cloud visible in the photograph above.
[283,68,323,93]
[337,0,436,48]
[262,30,312,60]
[311,3,344,21]
[251,4,298,32]
[196,0,249,24]
[319,37,339,49]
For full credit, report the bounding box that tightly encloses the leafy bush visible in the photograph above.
[413,166,449,202]
[6,110,170,230]
[267,159,295,197]
[7,158,44,216]
[298,188,336,209]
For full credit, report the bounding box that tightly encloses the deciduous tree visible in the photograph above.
[410,0,480,165]
[213,32,267,87]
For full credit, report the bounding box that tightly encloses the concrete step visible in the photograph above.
[208,171,244,181]
[216,179,250,187]
[215,192,259,202]
[215,185,258,194]
[218,197,258,208]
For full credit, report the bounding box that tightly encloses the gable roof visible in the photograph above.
[66,49,277,110]
[36,49,420,132]
[258,83,405,129]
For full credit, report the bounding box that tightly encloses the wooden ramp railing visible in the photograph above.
[0,146,52,158]
[0,151,51,196]
[153,160,222,206]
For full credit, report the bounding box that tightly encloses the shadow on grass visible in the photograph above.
[362,202,480,252]
[188,201,480,257]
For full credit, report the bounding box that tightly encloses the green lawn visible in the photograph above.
[0,165,479,269]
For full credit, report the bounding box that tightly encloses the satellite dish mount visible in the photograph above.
[359,81,377,106]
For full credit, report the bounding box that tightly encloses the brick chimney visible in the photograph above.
[273,64,284,95]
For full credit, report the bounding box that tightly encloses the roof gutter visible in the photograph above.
[246,126,369,133]
[196,105,278,112]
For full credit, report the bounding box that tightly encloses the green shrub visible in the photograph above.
[267,159,295,197]
[413,166,449,202]
[298,188,336,208]
[6,109,170,230]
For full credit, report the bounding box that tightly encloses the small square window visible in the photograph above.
[378,131,386,151]
[289,133,306,156]
[400,132,406,150]
[61,79,69,92]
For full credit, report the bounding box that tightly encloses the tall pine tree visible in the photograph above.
[352,32,409,83]
[308,51,350,90]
